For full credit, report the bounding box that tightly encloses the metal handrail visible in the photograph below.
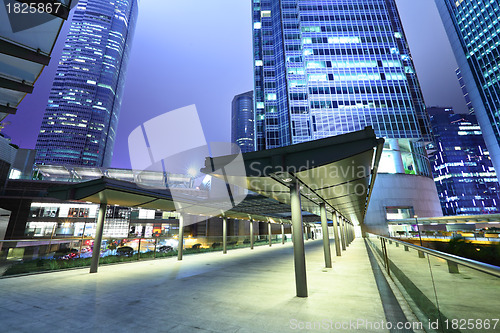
[366,233,500,278]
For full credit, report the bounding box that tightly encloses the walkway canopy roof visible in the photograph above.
[48,127,383,225]
[47,177,321,223]
[0,0,75,121]
[202,127,384,226]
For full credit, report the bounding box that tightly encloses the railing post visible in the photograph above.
[178,214,184,260]
[281,223,285,244]
[268,221,272,247]
[404,245,409,251]
[222,215,227,254]
[418,250,425,258]
[137,238,141,260]
[381,238,390,276]
[249,217,254,250]
[447,260,459,274]
[153,238,157,259]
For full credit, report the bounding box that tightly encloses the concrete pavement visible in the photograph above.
[0,239,391,332]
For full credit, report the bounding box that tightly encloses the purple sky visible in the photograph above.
[3,0,466,169]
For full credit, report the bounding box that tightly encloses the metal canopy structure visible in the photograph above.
[0,0,75,121]
[46,127,383,296]
[47,177,303,223]
[203,127,384,227]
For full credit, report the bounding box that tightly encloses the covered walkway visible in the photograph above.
[0,239,405,332]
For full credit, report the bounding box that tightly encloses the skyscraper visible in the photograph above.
[456,68,474,114]
[428,107,499,215]
[435,0,500,180]
[252,0,442,232]
[231,91,255,153]
[35,0,138,167]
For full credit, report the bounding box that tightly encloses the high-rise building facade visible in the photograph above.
[252,0,442,232]
[428,107,500,215]
[35,0,138,167]
[456,68,474,114]
[231,91,255,153]
[435,0,500,180]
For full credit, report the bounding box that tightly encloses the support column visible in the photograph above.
[346,224,351,245]
[345,220,350,246]
[346,223,350,245]
[90,202,106,273]
[332,212,341,256]
[339,215,347,251]
[223,215,227,254]
[249,217,254,250]
[348,224,353,244]
[177,214,184,260]
[281,223,285,244]
[291,181,308,297]
[268,221,272,246]
[320,203,332,268]
[389,138,405,174]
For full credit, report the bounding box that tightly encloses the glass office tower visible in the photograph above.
[252,0,442,232]
[231,91,255,153]
[253,0,433,175]
[456,68,474,114]
[435,0,500,180]
[35,0,138,167]
[428,107,500,215]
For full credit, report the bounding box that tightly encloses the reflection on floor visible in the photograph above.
[0,239,390,332]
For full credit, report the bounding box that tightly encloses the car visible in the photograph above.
[116,246,134,257]
[157,245,173,253]
[53,248,78,260]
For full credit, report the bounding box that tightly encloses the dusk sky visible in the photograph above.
[3,0,467,169]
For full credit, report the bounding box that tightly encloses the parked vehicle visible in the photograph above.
[116,246,134,256]
[53,248,78,260]
[157,245,173,253]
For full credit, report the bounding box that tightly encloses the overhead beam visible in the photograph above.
[0,38,51,65]
[15,0,70,20]
[0,76,33,93]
